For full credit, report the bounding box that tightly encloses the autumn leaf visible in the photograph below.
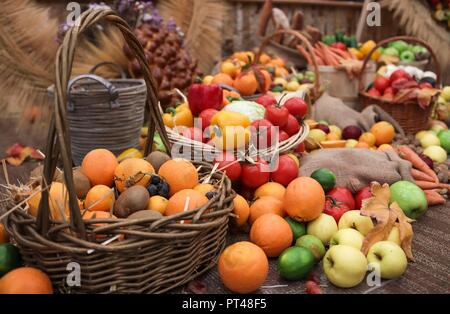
[417,88,440,109]
[4,143,44,166]
[360,182,415,261]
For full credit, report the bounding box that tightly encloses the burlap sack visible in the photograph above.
[299,148,413,193]
[311,93,405,136]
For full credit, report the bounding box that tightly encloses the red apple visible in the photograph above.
[282,114,300,136]
[367,87,382,97]
[255,94,277,108]
[199,108,218,130]
[374,76,390,93]
[354,186,372,209]
[182,127,204,143]
[315,124,330,134]
[214,152,242,181]
[419,82,433,89]
[271,155,299,186]
[389,69,412,84]
[342,125,362,140]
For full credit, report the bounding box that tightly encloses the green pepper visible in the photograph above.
[322,35,336,46]
[335,31,345,43]
[348,36,358,48]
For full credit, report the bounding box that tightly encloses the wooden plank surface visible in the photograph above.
[1,115,449,294]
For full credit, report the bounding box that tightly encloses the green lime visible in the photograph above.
[277,246,315,280]
[311,168,336,192]
[296,235,326,262]
[438,130,450,153]
[285,217,306,241]
[0,243,22,276]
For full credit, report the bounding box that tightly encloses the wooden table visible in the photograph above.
[1,118,449,294]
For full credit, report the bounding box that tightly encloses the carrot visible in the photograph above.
[313,47,325,61]
[411,168,435,182]
[329,47,352,60]
[398,145,439,183]
[297,45,312,65]
[318,44,338,66]
[415,180,450,190]
[424,190,446,206]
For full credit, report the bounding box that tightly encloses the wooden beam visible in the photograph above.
[228,0,364,9]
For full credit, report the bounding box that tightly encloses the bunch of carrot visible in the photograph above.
[397,145,449,206]
[297,42,355,66]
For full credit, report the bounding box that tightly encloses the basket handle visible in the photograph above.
[37,9,171,238]
[67,74,120,111]
[358,36,441,92]
[254,29,320,97]
[89,61,127,79]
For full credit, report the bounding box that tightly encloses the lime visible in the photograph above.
[285,217,306,241]
[296,235,326,262]
[437,130,450,153]
[311,168,336,192]
[277,246,315,280]
[0,243,22,276]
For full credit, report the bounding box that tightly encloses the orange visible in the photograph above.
[212,73,234,86]
[82,210,114,238]
[249,196,285,225]
[114,158,155,192]
[359,132,377,146]
[326,133,341,141]
[250,213,293,257]
[165,189,209,222]
[27,182,75,220]
[254,182,286,201]
[259,53,271,64]
[378,144,394,151]
[233,194,250,226]
[0,223,8,244]
[274,66,289,78]
[218,241,268,294]
[355,142,370,149]
[233,72,258,96]
[194,183,215,195]
[85,185,115,212]
[0,267,53,294]
[284,177,325,222]
[370,121,395,146]
[233,51,255,63]
[270,58,286,68]
[81,149,118,187]
[147,195,169,214]
[158,159,199,196]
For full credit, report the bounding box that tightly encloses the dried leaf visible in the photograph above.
[390,202,415,261]
[361,182,391,216]
[417,88,440,109]
[4,143,44,166]
[361,210,397,255]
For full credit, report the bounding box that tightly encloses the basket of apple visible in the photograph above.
[359,36,442,134]
[377,39,431,70]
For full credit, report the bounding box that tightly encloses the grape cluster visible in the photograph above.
[147,175,169,198]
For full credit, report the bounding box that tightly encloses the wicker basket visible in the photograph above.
[359,36,441,134]
[167,30,317,162]
[4,9,234,294]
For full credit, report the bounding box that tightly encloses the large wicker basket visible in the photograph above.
[4,9,234,294]
[166,30,316,162]
[359,36,441,134]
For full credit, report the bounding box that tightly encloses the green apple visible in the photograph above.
[389,40,409,54]
[431,124,446,135]
[307,214,338,246]
[400,50,415,62]
[420,132,440,148]
[338,210,374,236]
[415,130,431,141]
[295,234,326,261]
[367,241,407,279]
[390,181,427,219]
[442,86,450,102]
[345,139,358,148]
[437,130,450,153]
[323,245,368,288]
[386,226,401,246]
[383,47,399,57]
[329,228,364,250]
[329,125,342,139]
[423,145,448,163]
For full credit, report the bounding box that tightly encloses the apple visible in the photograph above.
[308,129,327,144]
[383,47,399,57]
[354,186,372,209]
[374,76,390,93]
[390,181,427,219]
[386,225,401,246]
[389,69,412,84]
[329,125,342,139]
[367,241,408,279]
[415,130,431,141]
[323,245,368,288]
[367,87,381,97]
[400,50,415,62]
[338,210,374,236]
[255,94,277,108]
[315,124,330,134]
[295,234,326,262]
[342,125,362,140]
[442,86,450,102]
[438,129,450,153]
[345,139,358,148]
[420,132,440,148]
[307,214,338,246]
[286,80,301,92]
[419,153,434,169]
[329,228,364,250]
[423,145,447,164]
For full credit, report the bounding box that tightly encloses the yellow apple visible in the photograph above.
[338,210,374,236]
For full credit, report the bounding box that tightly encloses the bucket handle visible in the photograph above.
[67,74,120,111]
